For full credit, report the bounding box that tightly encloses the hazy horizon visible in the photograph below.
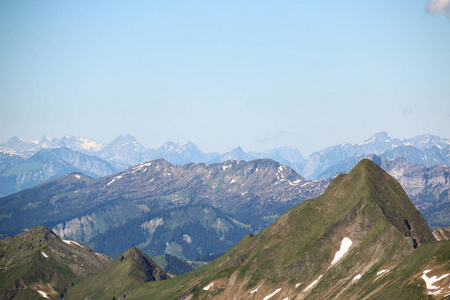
[1,1,449,156]
[1,131,448,158]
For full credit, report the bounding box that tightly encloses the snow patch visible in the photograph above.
[421,269,450,292]
[331,237,352,265]
[41,251,48,258]
[353,274,361,281]
[222,164,231,171]
[230,179,236,184]
[107,175,123,186]
[63,240,83,247]
[37,290,49,298]
[304,275,323,291]
[131,162,152,174]
[183,234,192,244]
[74,175,81,179]
[295,282,302,289]
[203,283,213,291]
[288,179,303,186]
[250,285,261,294]
[376,269,390,276]
[263,288,281,300]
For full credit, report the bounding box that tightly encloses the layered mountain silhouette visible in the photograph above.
[1,132,449,199]
[1,160,448,299]
[0,147,127,196]
[0,159,329,260]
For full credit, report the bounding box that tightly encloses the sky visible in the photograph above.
[1,0,449,156]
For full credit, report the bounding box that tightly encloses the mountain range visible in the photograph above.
[0,148,127,197]
[1,155,448,269]
[301,132,450,180]
[2,160,448,299]
[0,158,329,262]
[1,132,448,183]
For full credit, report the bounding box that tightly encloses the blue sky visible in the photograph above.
[1,0,449,156]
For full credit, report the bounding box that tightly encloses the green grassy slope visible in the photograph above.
[0,226,111,299]
[360,240,450,299]
[117,159,440,299]
[64,247,169,300]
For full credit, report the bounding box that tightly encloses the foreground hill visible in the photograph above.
[0,226,111,299]
[64,247,168,300]
[114,160,448,299]
[0,159,329,260]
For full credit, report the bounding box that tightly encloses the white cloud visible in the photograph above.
[428,0,450,17]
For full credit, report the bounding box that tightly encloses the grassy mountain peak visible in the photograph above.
[64,246,169,300]
[347,159,435,246]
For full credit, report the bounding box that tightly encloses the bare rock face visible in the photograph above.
[433,226,450,241]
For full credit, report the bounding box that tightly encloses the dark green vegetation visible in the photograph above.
[109,159,447,299]
[0,158,329,262]
[162,254,195,275]
[0,226,111,299]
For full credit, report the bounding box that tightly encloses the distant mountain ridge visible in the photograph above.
[0,158,329,261]
[0,134,310,169]
[301,132,450,179]
[0,147,127,196]
[1,132,448,197]
[1,132,448,173]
